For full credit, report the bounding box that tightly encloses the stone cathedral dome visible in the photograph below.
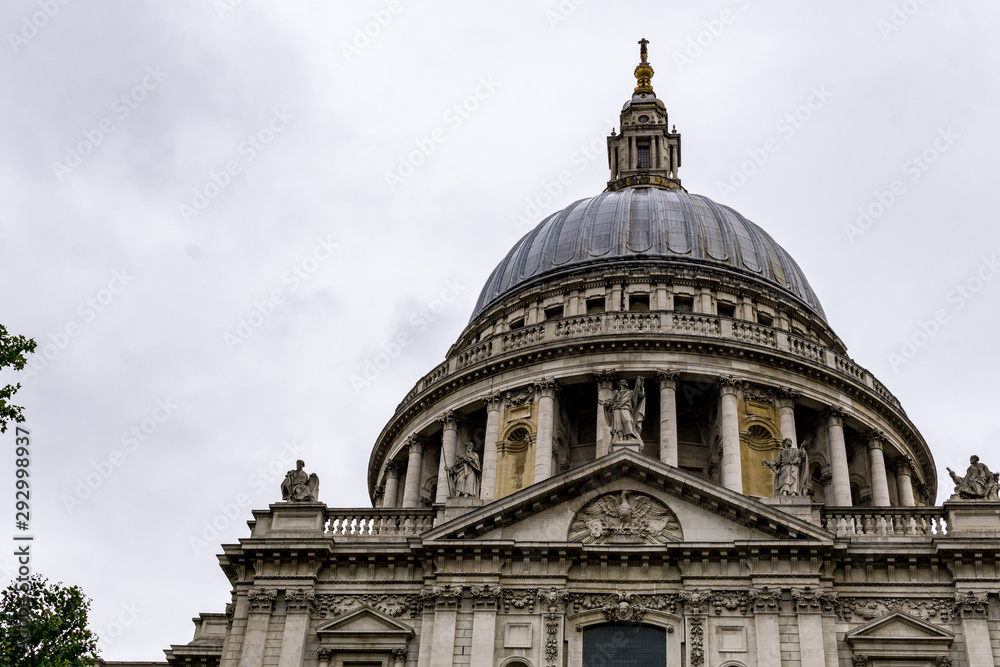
[471,188,826,323]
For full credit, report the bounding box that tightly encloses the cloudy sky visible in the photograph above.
[1,0,998,659]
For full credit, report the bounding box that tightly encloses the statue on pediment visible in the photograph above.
[762,438,808,496]
[281,460,320,502]
[602,377,646,445]
[948,455,1000,500]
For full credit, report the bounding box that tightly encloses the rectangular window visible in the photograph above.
[628,294,649,311]
[508,318,525,330]
[544,304,565,320]
[718,303,736,318]
[586,297,606,314]
[757,312,774,326]
[637,142,651,169]
[674,296,694,312]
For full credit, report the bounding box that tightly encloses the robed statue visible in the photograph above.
[602,378,646,445]
[762,438,808,496]
[281,459,320,502]
[447,442,482,498]
[947,455,1000,500]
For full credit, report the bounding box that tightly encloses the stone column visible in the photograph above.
[749,587,782,667]
[277,590,313,667]
[316,649,333,667]
[865,430,891,507]
[718,378,743,493]
[893,457,916,507]
[594,370,616,458]
[435,412,459,504]
[401,438,425,509]
[390,649,406,667]
[469,586,501,667]
[955,592,996,667]
[535,380,558,484]
[238,589,276,667]
[428,586,462,667]
[825,408,853,506]
[480,393,503,502]
[776,388,799,448]
[382,461,401,509]
[657,370,679,466]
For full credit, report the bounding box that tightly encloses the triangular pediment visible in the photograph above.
[423,449,832,544]
[316,605,414,638]
[846,611,955,643]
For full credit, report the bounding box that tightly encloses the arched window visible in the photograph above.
[583,622,666,667]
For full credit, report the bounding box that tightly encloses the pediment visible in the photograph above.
[423,449,832,544]
[316,605,414,638]
[846,611,955,644]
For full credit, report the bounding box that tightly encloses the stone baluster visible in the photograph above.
[480,392,503,502]
[825,408,853,506]
[401,437,425,509]
[718,377,743,493]
[657,370,679,466]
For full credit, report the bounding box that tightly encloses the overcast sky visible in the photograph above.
[2,0,999,660]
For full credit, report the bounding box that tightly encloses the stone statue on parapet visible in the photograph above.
[281,459,320,502]
[447,442,481,498]
[762,438,808,496]
[602,377,646,445]
[947,455,1000,500]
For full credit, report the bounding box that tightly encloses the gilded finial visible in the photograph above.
[634,37,654,94]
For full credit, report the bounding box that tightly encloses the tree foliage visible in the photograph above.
[0,325,36,433]
[0,575,100,667]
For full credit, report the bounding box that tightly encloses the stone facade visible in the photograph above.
[133,41,1000,667]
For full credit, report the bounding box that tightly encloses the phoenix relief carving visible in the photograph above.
[568,490,682,544]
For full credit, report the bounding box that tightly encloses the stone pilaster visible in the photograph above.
[315,648,334,667]
[954,592,995,667]
[718,377,743,493]
[480,393,503,502]
[401,437,425,509]
[893,457,916,507]
[865,430,891,507]
[792,588,837,667]
[749,587,782,667]
[824,407,852,506]
[776,388,800,448]
[382,461,401,509]
[425,585,463,667]
[680,590,710,667]
[277,589,314,667]
[436,412,459,504]
[534,379,559,484]
[657,370,679,466]
[469,585,502,667]
[238,589,276,667]
[593,370,616,458]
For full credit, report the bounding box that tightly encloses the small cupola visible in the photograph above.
[606,38,683,192]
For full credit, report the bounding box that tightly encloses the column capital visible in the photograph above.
[534,378,560,398]
[285,589,316,615]
[717,375,743,397]
[953,591,990,619]
[864,429,887,450]
[316,648,335,663]
[469,584,503,610]
[482,391,504,411]
[384,460,402,478]
[852,655,869,667]
[748,586,782,615]
[247,588,277,614]
[592,369,618,390]
[439,410,460,429]
[791,587,837,614]
[404,436,425,455]
[892,456,915,477]
[656,369,679,387]
[823,406,848,425]
[775,387,800,409]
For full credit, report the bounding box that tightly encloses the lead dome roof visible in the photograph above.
[471,188,825,322]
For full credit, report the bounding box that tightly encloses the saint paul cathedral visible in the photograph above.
[116,41,1000,667]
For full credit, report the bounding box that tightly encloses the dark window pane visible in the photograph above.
[583,623,666,667]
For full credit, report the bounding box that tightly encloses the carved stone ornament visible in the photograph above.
[315,594,418,619]
[505,387,535,406]
[835,597,956,624]
[936,656,953,667]
[569,592,678,617]
[285,588,315,614]
[502,589,537,614]
[247,588,277,613]
[316,648,335,663]
[539,587,569,613]
[741,382,773,404]
[688,615,705,666]
[568,490,682,544]
[545,613,560,667]
[852,655,869,667]
[953,591,990,619]
[281,459,320,503]
[421,584,463,611]
[748,586,781,614]
[791,587,837,613]
[679,589,713,615]
[469,585,502,610]
[947,455,1000,500]
[601,592,649,622]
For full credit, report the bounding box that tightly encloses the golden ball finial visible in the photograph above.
[634,38,654,93]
